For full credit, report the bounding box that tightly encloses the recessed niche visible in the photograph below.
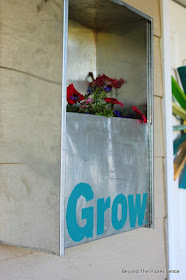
[65,0,153,248]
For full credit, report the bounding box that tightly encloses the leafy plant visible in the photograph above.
[66,72,147,123]
[67,73,125,117]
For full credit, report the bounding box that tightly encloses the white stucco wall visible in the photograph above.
[0,0,167,279]
[169,1,186,278]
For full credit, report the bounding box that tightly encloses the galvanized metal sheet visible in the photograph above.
[65,113,150,248]
[69,0,151,32]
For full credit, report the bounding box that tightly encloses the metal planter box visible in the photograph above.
[65,113,151,248]
[64,0,153,249]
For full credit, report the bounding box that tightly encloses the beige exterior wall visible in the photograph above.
[0,0,167,279]
[169,0,186,276]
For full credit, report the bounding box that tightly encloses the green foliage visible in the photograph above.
[67,87,117,117]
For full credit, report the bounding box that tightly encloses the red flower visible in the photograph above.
[104,98,124,107]
[95,77,105,88]
[113,78,125,89]
[132,106,147,123]
[101,74,125,89]
[67,84,84,105]
[90,74,125,89]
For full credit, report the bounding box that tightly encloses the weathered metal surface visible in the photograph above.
[67,20,96,95]
[69,0,151,32]
[96,21,148,106]
[65,113,150,248]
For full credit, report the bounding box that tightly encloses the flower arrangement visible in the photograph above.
[66,72,147,123]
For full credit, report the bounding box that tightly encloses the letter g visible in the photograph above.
[66,183,94,242]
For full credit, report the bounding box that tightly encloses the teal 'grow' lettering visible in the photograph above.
[112,194,128,230]
[128,193,148,228]
[66,183,94,242]
[66,183,148,242]
[97,197,111,235]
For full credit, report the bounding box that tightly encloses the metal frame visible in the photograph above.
[147,20,154,228]
[60,0,69,256]
[61,0,154,251]
[111,0,152,21]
